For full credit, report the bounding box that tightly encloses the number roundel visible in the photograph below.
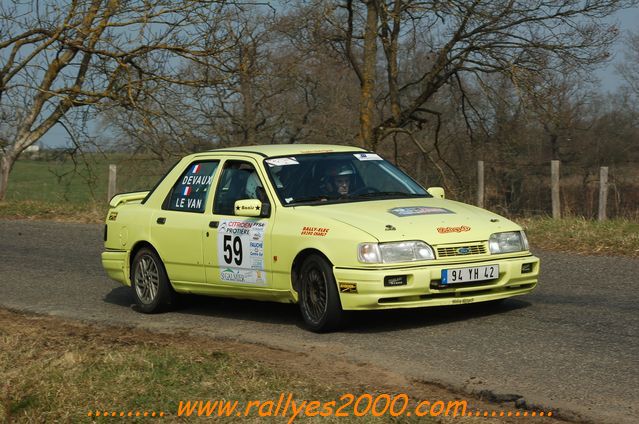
[223,234,243,265]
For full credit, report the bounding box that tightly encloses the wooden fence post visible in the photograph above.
[598,166,609,221]
[477,160,485,208]
[551,160,561,219]
[108,164,117,202]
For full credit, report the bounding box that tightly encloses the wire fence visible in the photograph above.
[13,150,639,220]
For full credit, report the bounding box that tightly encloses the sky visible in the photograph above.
[36,6,639,149]
[596,6,639,92]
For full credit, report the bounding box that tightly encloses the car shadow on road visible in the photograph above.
[103,286,531,333]
[103,286,135,307]
[103,287,302,326]
[342,299,532,334]
[177,294,302,326]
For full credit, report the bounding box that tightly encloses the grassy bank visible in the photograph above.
[0,200,106,223]
[517,217,639,257]
[1,309,438,423]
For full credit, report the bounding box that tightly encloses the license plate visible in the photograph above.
[441,265,499,285]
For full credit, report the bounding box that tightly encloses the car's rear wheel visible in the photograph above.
[299,254,343,332]
[131,247,175,313]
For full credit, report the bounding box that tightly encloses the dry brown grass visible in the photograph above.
[0,200,105,223]
[0,309,568,423]
[518,217,639,257]
[0,309,428,423]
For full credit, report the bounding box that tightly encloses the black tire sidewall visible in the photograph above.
[299,254,342,332]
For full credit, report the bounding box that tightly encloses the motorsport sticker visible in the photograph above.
[339,282,358,293]
[354,153,383,161]
[300,226,330,236]
[388,206,455,217]
[265,157,298,167]
[437,225,471,234]
[217,219,267,285]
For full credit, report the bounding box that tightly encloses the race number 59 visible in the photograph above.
[223,235,242,265]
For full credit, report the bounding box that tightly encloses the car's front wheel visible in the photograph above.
[299,254,343,332]
[131,247,175,313]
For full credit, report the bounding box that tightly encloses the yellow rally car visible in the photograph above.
[102,144,539,332]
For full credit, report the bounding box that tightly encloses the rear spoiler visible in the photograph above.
[109,191,150,208]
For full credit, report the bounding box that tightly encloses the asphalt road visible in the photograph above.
[0,219,637,423]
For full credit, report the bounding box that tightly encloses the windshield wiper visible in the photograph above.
[348,191,425,199]
[287,195,332,205]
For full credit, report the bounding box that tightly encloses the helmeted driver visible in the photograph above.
[323,163,355,197]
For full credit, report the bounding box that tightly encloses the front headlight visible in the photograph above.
[489,231,529,254]
[358,241,435,264]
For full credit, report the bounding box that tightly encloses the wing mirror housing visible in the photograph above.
[234,199,270,218]
[427,187,445,199]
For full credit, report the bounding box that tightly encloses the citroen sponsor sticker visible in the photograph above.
[218,219,267,285]
[388,206,455,217]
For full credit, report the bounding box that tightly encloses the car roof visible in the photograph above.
[201,144,368,158]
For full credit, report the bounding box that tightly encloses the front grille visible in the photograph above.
[437,244,487,258]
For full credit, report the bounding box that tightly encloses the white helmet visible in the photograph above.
[327,163,355,178]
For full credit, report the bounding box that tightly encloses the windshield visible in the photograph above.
[263,152,429,206]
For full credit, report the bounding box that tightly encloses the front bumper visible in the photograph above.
[334,254,539,310]
[101,250,130,286]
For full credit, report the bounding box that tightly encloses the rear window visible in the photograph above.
[164,161,219,213]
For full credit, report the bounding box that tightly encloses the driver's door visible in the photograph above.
[203,159,273,288]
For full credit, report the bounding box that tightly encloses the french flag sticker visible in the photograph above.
[183,186,192,196]
[192,164,201,174]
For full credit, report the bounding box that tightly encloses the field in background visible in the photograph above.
[1,153,637,256]
[6,152,170,204]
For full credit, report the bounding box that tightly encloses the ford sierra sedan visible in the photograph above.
[102,144,539,332]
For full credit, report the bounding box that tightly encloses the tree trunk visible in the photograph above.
[239,43,257,146]
[358,0,378,150]
[0,153,16,202]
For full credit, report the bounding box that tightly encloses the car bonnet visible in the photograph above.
[299,198,522,244]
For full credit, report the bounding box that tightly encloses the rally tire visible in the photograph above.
[299,254,343,332]
[131,248,175,313]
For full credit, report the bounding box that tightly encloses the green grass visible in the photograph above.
[6,154,171,205]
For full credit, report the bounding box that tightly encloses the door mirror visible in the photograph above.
[234,199,270,218]
[427,187,445,199]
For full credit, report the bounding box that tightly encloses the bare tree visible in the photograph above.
[516,67,595,161]
[617,30,639,98]
[0,0,234,201]
[326,0,636,150]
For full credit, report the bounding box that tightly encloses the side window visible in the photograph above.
[213,161,269,215]
[164,161,219,212]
